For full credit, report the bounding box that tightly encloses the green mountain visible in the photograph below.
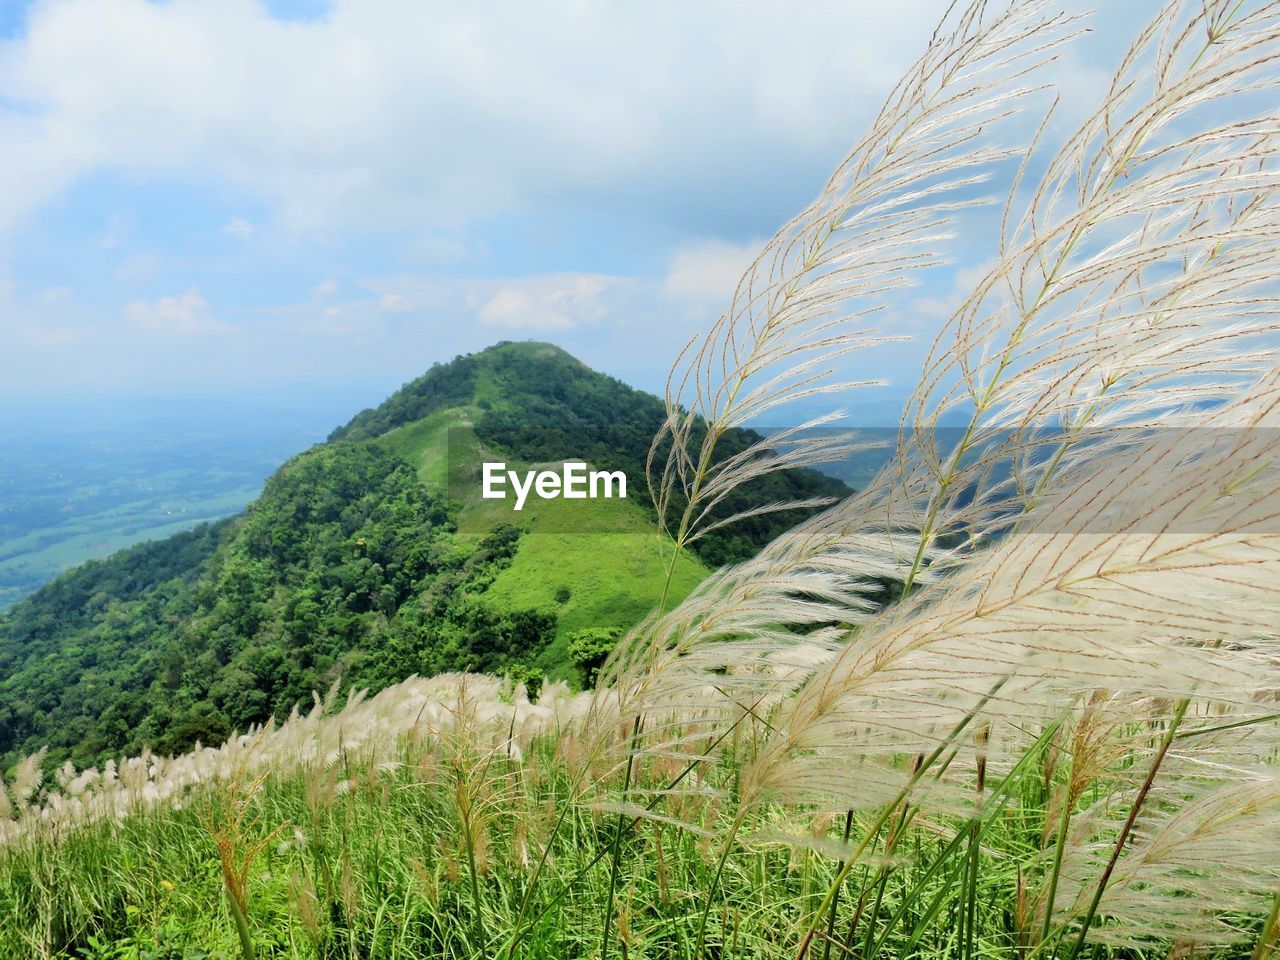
[0,341,848,772]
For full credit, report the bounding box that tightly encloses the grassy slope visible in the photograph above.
[375,406,709,680]
[0,722,848,960]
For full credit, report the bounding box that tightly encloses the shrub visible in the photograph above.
[566,627,622,688]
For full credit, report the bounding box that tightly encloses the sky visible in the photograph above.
[0,0,1141,413]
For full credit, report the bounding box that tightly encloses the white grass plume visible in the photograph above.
[589,1,1280,953]
[0,676,593,847]
[646,0,1085,561]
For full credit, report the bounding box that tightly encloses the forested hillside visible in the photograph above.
[336,341,848,565]
[0,341,848,774]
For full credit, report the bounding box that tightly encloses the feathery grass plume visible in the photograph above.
[199,757,284,960]
[644,0,1084,575]
[752,371,1280,957]
[601,0,1087,743]
[1044,758,1280,949]
[0,674,591,848]
[577,4,1090,953]
[616,0,1280,787]
[590,11,1120,770]
[288,871,324,947]
[589,0,1280,956]
[653,0,1084,447]
[901,0,1280,567]
[10,749,47,816]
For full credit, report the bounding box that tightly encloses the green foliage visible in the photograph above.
[480,521,707,681]
[468,342,850,565]
[329,353,480,443]
[330,340,851,565]
[0,444,553,773]
[0,521,229,772]
[565,627,621,687]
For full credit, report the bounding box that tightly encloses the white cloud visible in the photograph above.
[475,274,615,331]
[663,238,762,303]
[313,277,340,297]
[123,287,227,335]
[16,322,88,347]
[377,292,414,312]
[96,213,133,249]
[221,217,256,239]
[112,253,159,284]
[0,0,965,234]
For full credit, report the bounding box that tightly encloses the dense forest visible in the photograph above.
[0,341,848,774]
[0,443,551,771]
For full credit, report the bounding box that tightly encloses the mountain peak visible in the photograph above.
[330,340,603,443]
[477,339,575,360]
[0,336,849,771]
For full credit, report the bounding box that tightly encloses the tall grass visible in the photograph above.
[3,0,1280,958]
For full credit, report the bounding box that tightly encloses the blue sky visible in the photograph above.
[0,0,1138,409]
